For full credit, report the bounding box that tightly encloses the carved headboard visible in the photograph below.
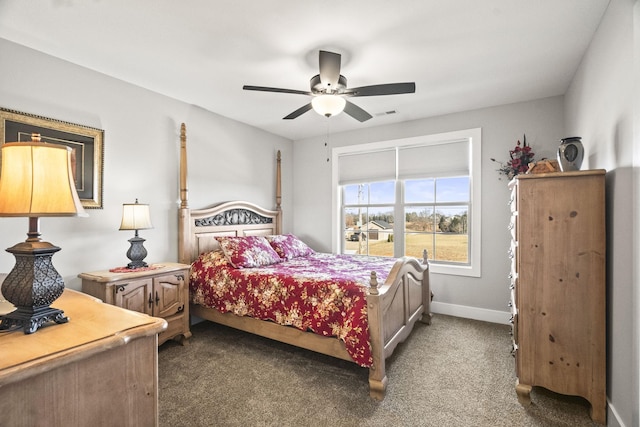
[178,201,281,264]
[177,123,282,264]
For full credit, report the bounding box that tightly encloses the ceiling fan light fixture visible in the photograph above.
[244,50,414,122]
[312,95,346,118]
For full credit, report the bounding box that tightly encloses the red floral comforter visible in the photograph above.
[189,251,398,367]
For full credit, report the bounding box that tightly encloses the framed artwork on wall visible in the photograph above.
[0,107,104,209]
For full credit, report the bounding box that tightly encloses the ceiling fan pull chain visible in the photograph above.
[325,118,331,163]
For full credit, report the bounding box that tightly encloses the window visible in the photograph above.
[343,181,395,257]
[332,129,481,277]
[404,177,469,263]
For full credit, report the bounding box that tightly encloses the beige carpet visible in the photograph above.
[158,314,601,427]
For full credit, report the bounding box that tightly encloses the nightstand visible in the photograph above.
[79,262,192,345]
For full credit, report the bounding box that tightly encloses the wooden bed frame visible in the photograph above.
[176,123,431,400]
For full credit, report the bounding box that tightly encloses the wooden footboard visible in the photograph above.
[367,251,431,400]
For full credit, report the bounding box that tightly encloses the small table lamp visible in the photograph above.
[0,135,87,334]
[119,199,153,269]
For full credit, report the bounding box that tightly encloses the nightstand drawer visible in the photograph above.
[114,278,153,315]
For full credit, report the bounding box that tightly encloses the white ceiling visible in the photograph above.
[0,1,609,141]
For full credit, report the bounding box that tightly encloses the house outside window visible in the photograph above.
[332,128,481,277]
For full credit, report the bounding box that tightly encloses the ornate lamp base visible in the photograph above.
[126,235,149,269]
[0,240,68,334]
[0,306,68,334]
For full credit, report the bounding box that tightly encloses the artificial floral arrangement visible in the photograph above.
[491,135,535,180]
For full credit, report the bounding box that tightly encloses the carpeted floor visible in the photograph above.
[158,314,601,427]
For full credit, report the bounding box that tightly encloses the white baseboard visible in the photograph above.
[431,301,512,325]
[607,399,625,427]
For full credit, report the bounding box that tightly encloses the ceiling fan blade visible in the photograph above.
[283,103,313,120]
[318,50,341,90]
[344,82,416,97]
[343,100,373,122]
[243,85,312,96]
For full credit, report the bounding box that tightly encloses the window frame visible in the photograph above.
[331,128,482,277]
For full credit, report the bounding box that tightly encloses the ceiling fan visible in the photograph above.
[243,50,416,122]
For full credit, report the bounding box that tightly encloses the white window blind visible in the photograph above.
[398,140,469,179]
[338,149,396,185]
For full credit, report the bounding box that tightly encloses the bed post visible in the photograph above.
[421,249,433,324]
[276,150,282,234]
[178,123,190,264]
[366,271,387,400]
[180,123,188,209]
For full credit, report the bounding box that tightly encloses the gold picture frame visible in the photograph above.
[0,108,104,209]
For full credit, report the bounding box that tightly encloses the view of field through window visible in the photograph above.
[343,177,470,263]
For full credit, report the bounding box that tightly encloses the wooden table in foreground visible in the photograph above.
[0,287,167,427]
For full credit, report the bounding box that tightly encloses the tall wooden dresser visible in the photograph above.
[508,170,606,424]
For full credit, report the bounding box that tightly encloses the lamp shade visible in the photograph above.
[119,200,153,231]
[312,95,346,117]
[0,142,86,217]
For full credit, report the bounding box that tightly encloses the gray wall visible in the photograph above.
[564,0,638,425]
[292,96,563,320]
[0,38,293,289]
